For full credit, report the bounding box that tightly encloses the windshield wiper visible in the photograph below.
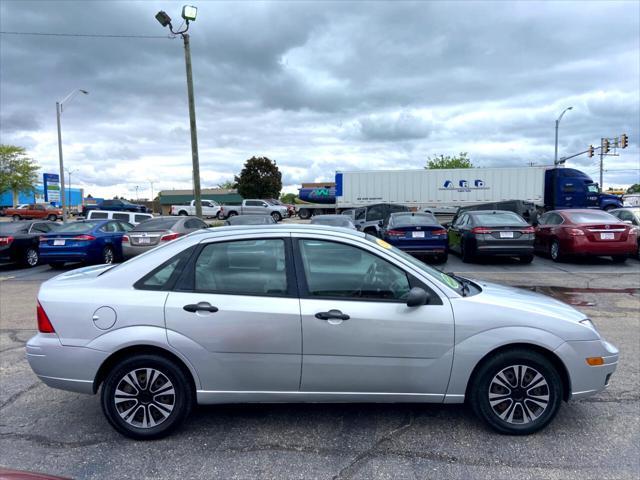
[446,272,471,297]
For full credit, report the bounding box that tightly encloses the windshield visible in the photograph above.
[58,221,102,233]
[566,211,618,224]
[473,212,527,226]
[228,215,273,225]
[364,234,464,293]
[133,218,178,231]
[311,216,353,227]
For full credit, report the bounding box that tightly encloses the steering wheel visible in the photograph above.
[357,261,398,298]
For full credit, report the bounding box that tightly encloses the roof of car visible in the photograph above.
[207,223,365,237]
[466,210,520,215]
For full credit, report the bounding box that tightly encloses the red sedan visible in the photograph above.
[534,209,637,263]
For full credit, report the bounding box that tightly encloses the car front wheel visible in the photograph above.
[102,246,115,264]
[23,247,39,267]
[469,349,563,435]
[271,212,282,222]
[550,239,563,262]
[100,354,193,440]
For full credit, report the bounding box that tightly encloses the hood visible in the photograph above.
[468,280,587,324]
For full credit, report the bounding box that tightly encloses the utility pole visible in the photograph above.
[599,137,604,190]
[56,102,66,220]
[183,33,203,218]
[155,6,202,218]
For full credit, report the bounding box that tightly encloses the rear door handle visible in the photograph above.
[315,309,350,321]
[183,302,219,313]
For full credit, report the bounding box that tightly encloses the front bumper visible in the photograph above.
[26,333,109,394]
[554,338,619,400]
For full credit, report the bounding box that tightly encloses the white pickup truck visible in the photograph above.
[170,200,222,218]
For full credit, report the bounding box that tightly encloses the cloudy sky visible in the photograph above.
[1,0,638,199]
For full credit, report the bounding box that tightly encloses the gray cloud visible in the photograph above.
[0,0,638,196]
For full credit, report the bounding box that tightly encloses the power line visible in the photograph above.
[0,31,172,39]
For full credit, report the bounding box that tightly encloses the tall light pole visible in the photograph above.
[554,106,573,166]
[148,180,155,213]
[155,6,203,218]
[57,89,89,221]
[135,185,139,202]
[65,168,78,215]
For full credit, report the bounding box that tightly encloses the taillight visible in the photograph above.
[386,230,405,237]
[521,226,535,234]
[431,229,447,236]
[39,236,48,243]
[72,235,96,241]
[565,227,585,236]
[37,301,55,333]
[0,236,14,245]
[122,235,130,243]
[471,227,492,234]
[160,232,183,242]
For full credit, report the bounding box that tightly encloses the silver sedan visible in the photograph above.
[122,216,208,258]
[27,225,618,439]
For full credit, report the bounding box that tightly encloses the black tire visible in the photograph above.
[227,211,238,218]
[216,211,225,220]
[519,254,534,264]
[461,238,474,263]
[271,211,282,222]
[549,239,563,262]
[611,255,627,263]
[23,247,39,267]
[469,349,563,435]
[47,214,57,221]
[102,245,115,264]
[100,354,193,440]
[298,208,311,220]
[178,210,188,216]
[12,214,20,221]
[436,252,448,264]
[49,262,65,269]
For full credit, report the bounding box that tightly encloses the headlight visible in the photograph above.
[580,318,599,334]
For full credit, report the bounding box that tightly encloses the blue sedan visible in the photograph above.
[39,219,133,268]
[381,212,448,263]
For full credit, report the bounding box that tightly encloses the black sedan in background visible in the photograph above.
[0,221,59,267]
[447,210,535,263]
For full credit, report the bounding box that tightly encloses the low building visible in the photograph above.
[0,185,84,210]
[157,188,243,215]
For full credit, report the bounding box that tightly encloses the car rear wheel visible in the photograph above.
[550,239,563,262]
[178,210,188,216]
[102,246,115,264]
[469,349,562,435]
[611,255,627,263]
[23,247,39,267]
[12,215,20,221]
[271,212,282,222]
[227,211,238,218]
[47,214,57,221]
[100,354,193,440]
[519,254,534,264]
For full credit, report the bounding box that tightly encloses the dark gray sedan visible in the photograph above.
[224,215,276,226]
[122,216,208,258]
[448,210,535,263]
[310,214,356,229]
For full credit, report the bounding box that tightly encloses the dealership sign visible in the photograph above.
[43,173,60,203]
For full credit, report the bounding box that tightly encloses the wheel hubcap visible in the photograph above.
[26,249,38,266]
[104,249,114,263]
[489,365,549,425]
[551,242,559,259]
[114,368,175,429]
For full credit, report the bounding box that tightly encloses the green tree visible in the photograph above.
[627,184,640,194]
[425,152,473,169]
[234,156,282,199]
[0,145,39,206]
[280,192,298,204]
[217,180,237,190]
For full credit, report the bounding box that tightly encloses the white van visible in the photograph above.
[86,210,154,225]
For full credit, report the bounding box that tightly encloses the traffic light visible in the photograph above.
[588,145,594,157]
[603,138,610,154]
[620,133,628,149]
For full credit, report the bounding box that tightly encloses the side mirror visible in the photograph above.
[406,287,430,307]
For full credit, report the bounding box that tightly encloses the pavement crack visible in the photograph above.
[333,411,415,480]
[0,432,107,449]
[0,382,40,410]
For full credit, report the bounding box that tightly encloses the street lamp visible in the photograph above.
[65,168,78,215]
[554,106,573,166]
[135,185,139,201]
[57,89,89,221]
[155,5,203,218]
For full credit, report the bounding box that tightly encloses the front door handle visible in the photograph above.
[183,302,219,313]
[315,309,350,321]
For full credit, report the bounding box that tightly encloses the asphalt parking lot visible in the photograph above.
[1,250,639,479]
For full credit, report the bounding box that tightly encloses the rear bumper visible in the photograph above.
[123,244,157,258]
[26,333,109,394]
[563,237,636,256]
[475,245,534,256]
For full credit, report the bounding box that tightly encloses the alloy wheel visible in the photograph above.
[114,368,175,429]
[103,247,114,264]
[550,241,560,261]
[488,365,549,425]
[25,248,39,267]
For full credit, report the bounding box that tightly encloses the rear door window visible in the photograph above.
[113,213,130,221]
[134,214,152,223]
[90,211,109,219]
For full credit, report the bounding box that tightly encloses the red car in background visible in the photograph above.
[534,209,637,263]
[4,204,62,221]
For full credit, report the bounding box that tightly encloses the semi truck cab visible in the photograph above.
[544,168,623,211]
